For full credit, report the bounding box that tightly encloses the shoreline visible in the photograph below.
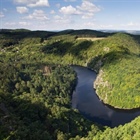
[94,88,140,111]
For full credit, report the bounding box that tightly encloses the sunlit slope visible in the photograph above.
[80,116,140,140]
[41,33,140,109]
[0,30,140,109]
[0,30,140,139]
[87,33,140,109]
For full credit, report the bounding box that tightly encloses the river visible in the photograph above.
[71,65,140,127]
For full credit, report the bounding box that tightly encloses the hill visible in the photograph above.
[0,29,140,139]
[56,29,112,37]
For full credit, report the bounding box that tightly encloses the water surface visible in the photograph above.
[72,65,140,127]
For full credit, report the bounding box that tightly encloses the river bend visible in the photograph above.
[71,65,140,127]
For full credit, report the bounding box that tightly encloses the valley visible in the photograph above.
[0,29,140,140]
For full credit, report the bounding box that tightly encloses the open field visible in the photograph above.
[77,37,106,41]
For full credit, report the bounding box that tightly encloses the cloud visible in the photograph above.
[84,22,95,27]
[0,12,4,18]
[14,0,28,4]
[59,1,100,19]
[16,7,28,14]
[127,22,139,26]
[24,10,49,20]
[28,0,49,7]
[5,22,16,26]
[53,15,73,24]
[82,12,94,19]
[19,21,31,26]
[127,22,134,26]
[59,5,81,15]
[99,24,113,28]
[120,22,140,28]
[64,0,77,2]
[3,8,7,12]
[50,10,55,14]
[54,15,63,20]
[77,0,100,19]
[5,21,30,28]
[77,1,100,13]
[14,0,49,7]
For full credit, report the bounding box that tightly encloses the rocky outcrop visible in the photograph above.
[103,47,110,52]
[94,69,110,102]
[94,69,109,89]
[42,66,52,75]
[94,60,103,72]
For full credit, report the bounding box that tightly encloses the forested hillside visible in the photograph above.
[78,116,140,140]
[0,29,140,139]
[88,33,140,109]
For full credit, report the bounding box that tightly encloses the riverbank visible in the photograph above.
[71,65,140,127]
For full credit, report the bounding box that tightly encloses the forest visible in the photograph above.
[0,29,140,139]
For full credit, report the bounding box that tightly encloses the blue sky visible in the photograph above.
[0,0,140,30]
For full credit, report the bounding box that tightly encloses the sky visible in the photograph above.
[0,0,140,31]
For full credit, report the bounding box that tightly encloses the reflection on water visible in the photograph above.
[71,65,140,127]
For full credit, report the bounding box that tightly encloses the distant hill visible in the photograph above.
[56,29,112,37]
[100,29,140,35]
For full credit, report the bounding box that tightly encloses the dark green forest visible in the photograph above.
[0,29,140,139]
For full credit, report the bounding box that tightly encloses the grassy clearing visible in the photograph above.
[77,37,106,41]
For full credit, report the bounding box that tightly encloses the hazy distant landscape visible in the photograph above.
[0,28,140,140]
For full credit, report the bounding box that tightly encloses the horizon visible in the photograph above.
[1,0,140,31]
[1,28,140,34]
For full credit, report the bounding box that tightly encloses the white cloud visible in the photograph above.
[84,22,95,27]
[3,8,7,12]
[127,22,138,26]
[82,12,94,19]
[5,21,30,29]
[77,1,100,19]
[19,21,30,26]
[99,24,113,28]
[77,1,100,13]
[83,21,114,29]
[14,0,49,7]
[127,22,134,26]
[28,0,49,7]
[5,22,16,26]
[53,15,73,24]
[0,12,4,18]
[121,22,140,28]
[59,1,100,19]
[54,15,63,20]
[16,7,28,14]
[50,10,55,14]
[64,0,77,2]
[14,0,28,4]
[59,5,81,15]
[24,10,49,20]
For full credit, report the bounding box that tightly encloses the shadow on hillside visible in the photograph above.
[0,94,52,140]
[42,41,73,56]
[131,34,140,45]
[0,30,55,40]
[88,49,131,72]
[42,40,93,58]
[0,92,102,140]
[0,31,56,48]
[69,40,92,56]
